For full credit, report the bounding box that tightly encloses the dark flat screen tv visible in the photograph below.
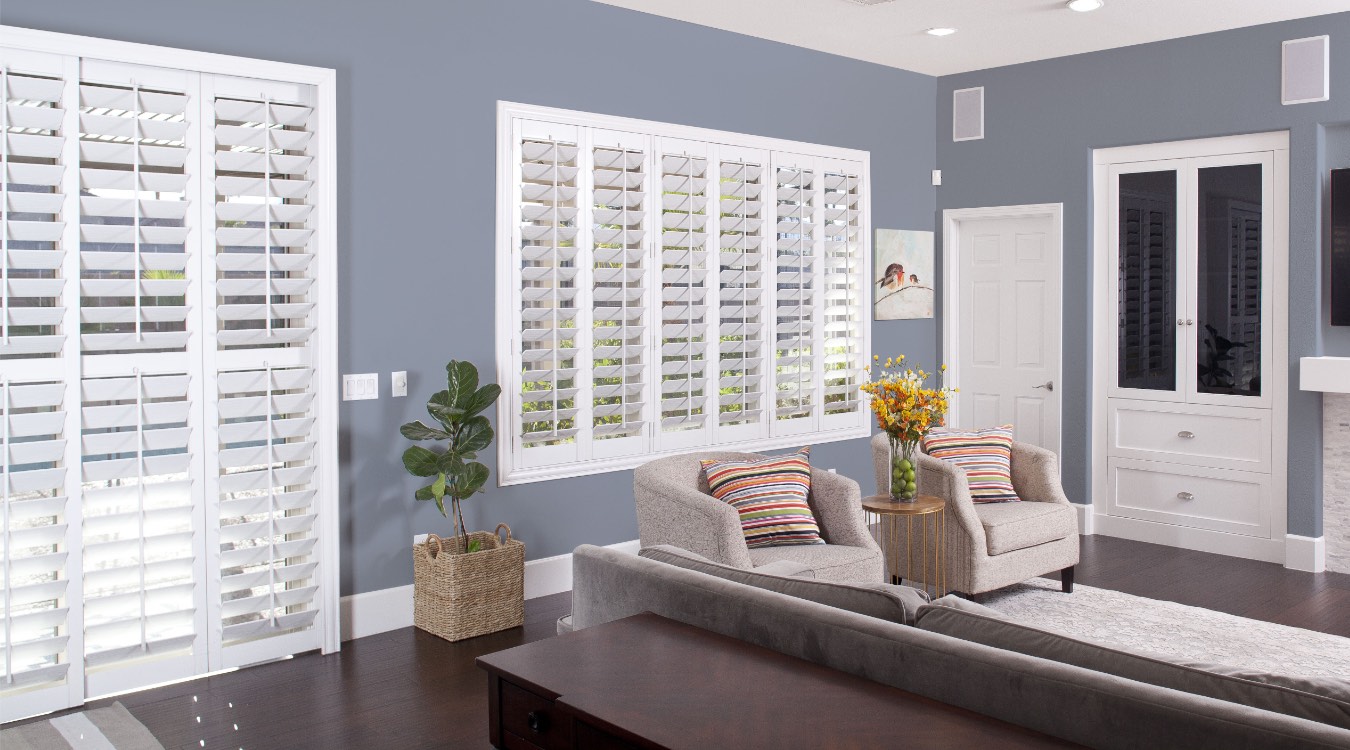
[1335,169,1350,326]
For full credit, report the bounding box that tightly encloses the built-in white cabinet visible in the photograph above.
[1094,133,1289,562]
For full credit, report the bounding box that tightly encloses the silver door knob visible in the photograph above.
[1177,318,1185,326]
[1186,319,1194,326]
[1033,381,1054,392]
[1177,430,1195,439]
[1177,491,1195,501]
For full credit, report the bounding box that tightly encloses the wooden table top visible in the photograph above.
[863,493,946,515]
[477,612,1078,749]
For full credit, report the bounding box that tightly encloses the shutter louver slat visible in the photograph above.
[822,167,865,419]
[213,95,316,351]
[519,131,581,449]
[78,77,194,356]
[774,163,817,423]
[2,66,69,359]
[215,366,321,648]
[2,377,73,699]
[80,371,198,672]
[658,147,708,436]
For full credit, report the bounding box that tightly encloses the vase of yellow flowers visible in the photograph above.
[861,355,956,502]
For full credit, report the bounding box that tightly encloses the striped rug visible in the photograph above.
[1,703,163,750]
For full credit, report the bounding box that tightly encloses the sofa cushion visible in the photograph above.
[914,595,1350,730]
[700,447,825,548]
[746,542,881,583]
[640,545,928,625]
[923,425,1020,503]
[976,501,1077,555]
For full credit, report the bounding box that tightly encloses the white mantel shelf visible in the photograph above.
[1300,357,1350,394]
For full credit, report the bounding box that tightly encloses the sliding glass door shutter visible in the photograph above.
[0,31,338,722]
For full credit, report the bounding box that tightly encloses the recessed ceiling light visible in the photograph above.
[926,27,958,37]
[1066,0,1104,11]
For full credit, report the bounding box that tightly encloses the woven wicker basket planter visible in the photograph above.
[412,523,524,642]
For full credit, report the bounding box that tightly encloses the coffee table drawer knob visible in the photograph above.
[527,710,549,733]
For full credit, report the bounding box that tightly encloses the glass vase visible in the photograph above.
[889,435,919,502]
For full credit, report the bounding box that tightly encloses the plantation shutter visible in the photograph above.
[2,33,335,722]
[772,156,819,432]
[656,139,710,450]
[588,130,650,458]
[715,148,768,440]
[498,105,871,485]
[821,161,866,426]
[515,120,582,469]
[203,75,327,666]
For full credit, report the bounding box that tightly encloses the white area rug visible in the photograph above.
[980,579,1350,681]
[0,703,163,750]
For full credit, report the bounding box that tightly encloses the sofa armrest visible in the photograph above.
[634,475,753,568]
[1010,442,1071,505]
[809,468,878,551]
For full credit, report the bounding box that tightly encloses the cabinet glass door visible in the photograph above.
[1114,168,1182,398]
[1193,162,1264,400]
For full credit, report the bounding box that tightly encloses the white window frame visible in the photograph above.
[1,26,340,721]
[496,102,871,486]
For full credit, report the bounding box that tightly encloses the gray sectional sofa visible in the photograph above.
[560,544,1350,749]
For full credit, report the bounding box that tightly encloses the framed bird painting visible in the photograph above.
[874,228,935,320]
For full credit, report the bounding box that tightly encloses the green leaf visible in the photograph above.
[427,390,463,428]
[455,416,494,457]
[445,360,479,411]
[459,383,502,419]
[431,472,447,500]
[402,445,441,477]
[414,484,448,517]
[400,421,450,441]
[438,451,466,476]
[467,539,482,553]
[457,461,490,497]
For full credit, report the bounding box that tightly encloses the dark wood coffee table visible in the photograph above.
[477,612,1080,749]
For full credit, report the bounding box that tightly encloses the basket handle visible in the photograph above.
[425,533,443,559]
[494,523,512,545]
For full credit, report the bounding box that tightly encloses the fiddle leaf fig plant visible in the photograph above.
[400,360,501,554]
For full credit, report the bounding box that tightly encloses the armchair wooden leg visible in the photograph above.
[1061,566,1075,594]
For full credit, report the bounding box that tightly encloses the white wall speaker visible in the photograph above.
[953,86,984,142]
[1282,35,1329,105]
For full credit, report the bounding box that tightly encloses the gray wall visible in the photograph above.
[0,0,938,594]
[937,13,1350,537]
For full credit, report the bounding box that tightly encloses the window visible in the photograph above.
[1,28,337,722]
[496,103,871,485]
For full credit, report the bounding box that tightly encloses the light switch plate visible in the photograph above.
[931,169,942,186]
[343,373,379,401]
[391,371,408,398]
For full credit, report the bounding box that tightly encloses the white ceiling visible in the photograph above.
[592,0,1350,76]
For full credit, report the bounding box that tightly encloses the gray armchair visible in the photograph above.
[634,451,883,583]
[870,432,1079,596]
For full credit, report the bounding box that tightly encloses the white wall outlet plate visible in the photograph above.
[931,169,942,186]
[342,373,379,401]
[391,371,408,397]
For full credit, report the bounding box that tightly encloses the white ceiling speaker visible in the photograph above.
[845,0,897,5]
[1282,36,1330,105]
[926,27,958,37]
[953,87,985,142]
[1066,0,1104,11]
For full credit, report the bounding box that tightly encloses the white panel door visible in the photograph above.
[952,210,1061,454]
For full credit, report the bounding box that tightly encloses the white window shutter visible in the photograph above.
[655,138,711,450]
[772,156,819,432]
[516,120,582,468]
[715,147,768,441]
[821,161,867,427]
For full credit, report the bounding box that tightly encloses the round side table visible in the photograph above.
[862,494,946,598]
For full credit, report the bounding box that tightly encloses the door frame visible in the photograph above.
[941,203,1064,461]
[1090,131,1290,561]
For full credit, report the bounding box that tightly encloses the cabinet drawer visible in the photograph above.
[1106,458,1271,538]
[499,681,571,749]
[1108,399,1271,472]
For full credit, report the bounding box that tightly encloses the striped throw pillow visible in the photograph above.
[923,426,1021,503]
[700,447,825,548]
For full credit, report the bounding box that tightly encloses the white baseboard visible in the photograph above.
[339,538,641,641]
[1092,514,1286,565]
[1073,503,1094,535]
[1284,534,1326,573]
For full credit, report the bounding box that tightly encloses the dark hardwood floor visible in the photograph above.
[10,535,1349,748]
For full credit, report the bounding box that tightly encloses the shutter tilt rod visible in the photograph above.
[2,377,13,684]
[133,83,143,344]
[2,68,10,347]
[264,95,274,339]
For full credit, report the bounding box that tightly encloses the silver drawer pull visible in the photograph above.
[1177,491,1195,501]
[1177,430,1195,439]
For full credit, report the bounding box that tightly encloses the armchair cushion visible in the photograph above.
[746,543,883,582]
[923,425,1020,503]
[977,501,1077,555]
[700,447,825,548]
